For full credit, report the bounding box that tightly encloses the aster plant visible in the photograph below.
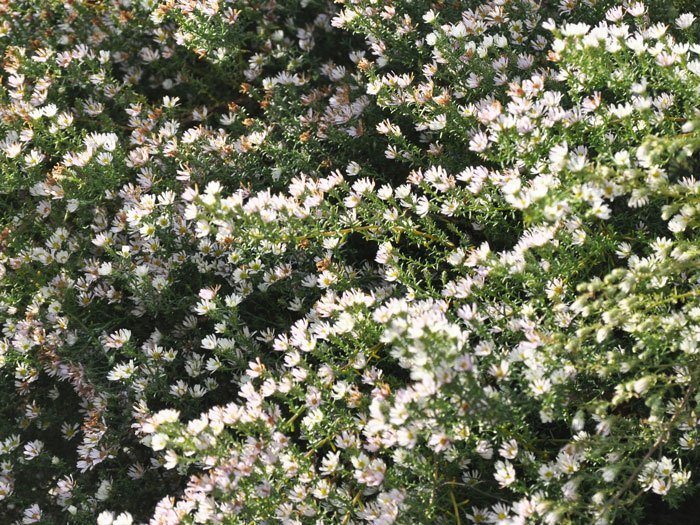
[0,0,699,524]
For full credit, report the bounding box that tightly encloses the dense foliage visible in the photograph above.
[0,0,699,523]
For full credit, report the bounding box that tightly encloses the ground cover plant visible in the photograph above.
[0,0,699,523]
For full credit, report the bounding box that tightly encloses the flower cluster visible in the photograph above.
[0,0,699,523]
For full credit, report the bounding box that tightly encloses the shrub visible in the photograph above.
[0,0,698,524]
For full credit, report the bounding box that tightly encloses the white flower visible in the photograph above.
[23,440,44,460]
[469,131,490,152]
[163,450,179,470]
[149,433,168,451]
[676,13,696,29]
[428,432,452,453]
[499,439,518,459]
[494,460,516,487]
[96,479,112,501]
[561,23,590,37]
[107,361,136,381]
[628,2,646,17]
[22,504,42,524]
[103,329,131,349]
[651,478,671,495]
[320,451,340,476]
[97,512,114,525]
